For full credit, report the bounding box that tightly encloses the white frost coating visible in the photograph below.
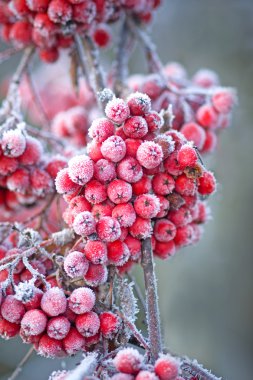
[14,279,36,302]
[65,353,98,380]
[118,278,138,324]
[98,88,114,104]
[52,228,75,247]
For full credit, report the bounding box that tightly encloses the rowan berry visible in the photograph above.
[1,295,25,323]
[85,180,107,204]
[198,171,216,195]
[112,203,136,227]
[137,141,163,169]
[101,136,126,162]
[0,317,20,339]
[129,217,153,239]
[154,240,176,259]
[94,159,116,183]
[68,287,95,314]
[107,240,130,266]
[123,116,148,139]
[41,287,67,317]
[68,155,94,185]
[117,157,143,183]
[1,129,26,157]
[180,122,206,150]
[125,138,142,158]
[134,194,160,219]
[132,175,152,196]
[72,1,96,24]
[48,0,73,24]
[47,316,71,340]
[105,98,130,124]
[100,311,121,339]
[127,92,151,116]
[69,195,92,216]
[38,334,64,358]
[87,140,103,162]
[107,179,132,204]
[152,173,175,195]
[75,311,100,337]
[174,224,194,248]
[124,235,142,260]
[64,251,89,278]
[84,263,108,286]
[92,201,114,220]
[154,219,176,242]
[154,354,180,380]
[97,216,121,242]
[93,24,112,48]
[196,104,218,128]
[114,347,143,375]
[21,309,47,336]
[169,205,193,227]
[73,211,96,236]
[89,118,115,143]
[84,240,107,264]
[10,20,32,48]
[175,174,197,196]
[136,371,159,380]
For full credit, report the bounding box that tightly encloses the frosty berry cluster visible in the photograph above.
[0,0,161,62]
[129,63,236,154]
[56,91,216,275]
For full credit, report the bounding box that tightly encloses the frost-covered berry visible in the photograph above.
[123,116,148,138]
[154,354,180,380]
[132,175,152,196]
[105,98,130,124]
[129,217,153,239]
[175,174,197,196]
[75,311,100,337]
[92,201,114,220]
[68,155,94,185]
[55,168,79,194]
[114,347,143,375]
[198,171,216,195]
[125,138,142,158]
[41,287,67,317]
[180,122,206,151]
[84,263,108,286]
[112,203,136,227]
[89,118,115,142]
[30,168,53,196]
[196,104,218,128]
[154,219,177,242]
[152,173,175,195]
[0,317,20,339]
[154,240,176,259]
[21,309,47,336]
[73,212,96,236]
[26,0,50,12]
[64,251,89,278]
[124,235,142,260]
[63,327,85,356]
[38,334,64,358]
[117,157,143,183]
[1,129,26,157]
[174,225,194,248]
[97,216,121,242]
[111,375,134,380]
[154,135,175,159]
[94,159,116,183]
[6,168,30,193]
[134,194,160,219]
[169,206,193,227]
[84,240,108,264]
[145,111,164,132]
[127,92,151,116]
[47,316,71,340]
[1,295,25,323]
[69,196,91,217]
[100,311,121,339]
[136,141,163,169]
[164,151,183,177]
[87,140,103,162]
[177,145,198,169]
[156,195,170,218]
[107,240,130,266]
[85,180,107,204]
[68,287,95,314]
[48,0,73,24]
[72,1,96,23]
[93,24,111,48]
[107,179,132,204]
[212,88,236,114]
[192,68,219,88]
[101,136,126,162]
[202,130,217,153]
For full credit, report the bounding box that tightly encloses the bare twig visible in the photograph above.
[141,238,162,362]
[181,357,222,380]
[9,47,35,90]
[7,347,34,380]
[0,48,21,65]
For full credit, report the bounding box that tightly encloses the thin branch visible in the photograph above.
[9,47,35,90]
[127,272,146,313]
[181,357,222,380]
[141,238,162,362]
[0,48,21,65]
[7,347,34,380]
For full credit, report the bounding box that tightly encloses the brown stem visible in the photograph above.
[141,238,162,362]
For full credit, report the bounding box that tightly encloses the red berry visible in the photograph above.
[127,92,151,116]
[39,48,59,63]
[180,122,206,150]
[196,104,218,128]
[154,354,180,380]
[84,263,108,287]
[154,240,176,259]
[93,24,111,48]
[129,217,152,239]
[63,327,85,355]
[48,0,73,24]
[68,155,94,185]
[132,175,152,196]
[47,316,71,340]
[72,1,96,24]
[154,219,176,242]
[69,195,92,217]
[41,287,67,317]
[152,173,175,195]
[136,371,159,380]
[101,136,126,162]
[97,216,121,242]
[107,240,130,266]
[105,98,130,124]
[134,194,160,219]
[20,136,43,166]
[114,347,143,375]
[38,334,64,358]
[10,20,32,48]
[1,295,25,323]
[137,141,163,169]
[125,138,142,158]
[212,88,236,114]
[202,130,217,153]
[68,287,95,314]
[117,157,143,183]
[92,201,114,220]
[89,118,115,143]
[112,203,136,227]
[124,235,142,260]
[123,116,148,139]
[26,0,50,12]
[145,111,164,132]
[55,168,79,194]
[169,206,193,227]
[64,251,89,278]
[1,129,26,157]
[75,311,100,337]
[84,240,108,264]
[94,159,116,183]
[87,140,103,162]
[0,316,20,339]
[198,171,216,195]
[107,179,132,204]
[174,225,194,248]
[175,174,197,196]
[100,311,121,339]
[85,180,107,204]
[73,211,96,236]
[177,145,198,169]
[21,309,47,336]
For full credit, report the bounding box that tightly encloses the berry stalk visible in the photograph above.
[141,237,162,362]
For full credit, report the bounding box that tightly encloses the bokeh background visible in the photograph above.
[0,0,253,379]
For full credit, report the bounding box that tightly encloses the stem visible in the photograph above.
[141,238,162,362]
[9,47,35,90]
[7,347,34,380]
[0,48,20,65]
[181,357,222,380]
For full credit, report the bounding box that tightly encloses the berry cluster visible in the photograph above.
[56,92,215,274]
[129,63,236,154]
[0,0,161,62]
[0,124,67,214]
[112,349,182,380]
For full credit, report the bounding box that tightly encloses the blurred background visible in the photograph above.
[0,0,253,379]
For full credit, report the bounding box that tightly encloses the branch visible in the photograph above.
[9,47,35,91]
[66,353,98,380]
[141,238,162,362]
[7,347,34,380]
[0,48,20,65]
[181,357,222,380]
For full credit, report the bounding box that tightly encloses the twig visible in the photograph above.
[141,238,162,362]
[0,48,21,65]
[127,272,146,313]
[7,347,34,380]
[9,47,35,90]
[181,357,222,380]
